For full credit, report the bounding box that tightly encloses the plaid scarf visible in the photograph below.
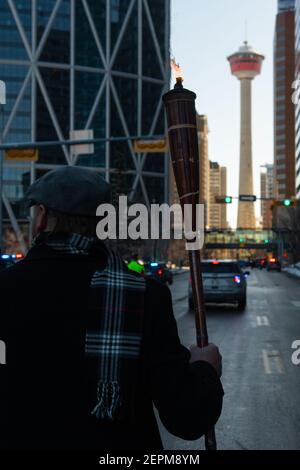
[33,232,145,421]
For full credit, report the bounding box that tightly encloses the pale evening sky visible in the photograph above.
[171,0,278,228]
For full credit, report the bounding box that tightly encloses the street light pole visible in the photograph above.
[0,80,6,253]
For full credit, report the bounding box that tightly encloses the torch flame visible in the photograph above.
[171,58,184,82]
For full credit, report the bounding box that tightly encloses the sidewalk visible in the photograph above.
[283,262,300,279]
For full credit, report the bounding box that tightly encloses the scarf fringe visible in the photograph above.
[91,381,121,420]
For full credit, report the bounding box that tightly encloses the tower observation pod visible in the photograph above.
[227,41,264,229]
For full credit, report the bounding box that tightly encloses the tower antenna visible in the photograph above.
[245,20,248,44]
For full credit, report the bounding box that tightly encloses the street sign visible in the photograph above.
[134,139,168,153]
[70,129,94,156]
[4,148,39,162]
[239,194,257,202]
[0,80,6,105]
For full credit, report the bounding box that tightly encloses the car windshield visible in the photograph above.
[201,262,240,274]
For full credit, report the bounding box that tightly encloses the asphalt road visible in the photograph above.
[157,269,300,450]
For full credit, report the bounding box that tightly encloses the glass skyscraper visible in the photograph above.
[0,0,170,251]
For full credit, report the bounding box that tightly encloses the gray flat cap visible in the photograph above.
[25,166,111,216]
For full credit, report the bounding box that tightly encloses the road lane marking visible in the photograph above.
[262,349,285,374]
[274,353,285,374]
[262,349,272,374]
[256,315,269,326]
[291,301,300,308]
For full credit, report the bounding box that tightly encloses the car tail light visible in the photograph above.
[157,268,163,276]
[16,253,24,259]
[270,258,276,263]
[212,261,220,265]
[234,275,241,284]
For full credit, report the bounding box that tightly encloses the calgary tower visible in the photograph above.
[228,41,264,229]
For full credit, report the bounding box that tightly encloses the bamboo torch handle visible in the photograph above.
[163,78,217,451]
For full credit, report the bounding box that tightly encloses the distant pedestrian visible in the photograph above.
[0,166,223,450]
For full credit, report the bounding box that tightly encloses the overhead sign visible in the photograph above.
[0,80,6,105]
[239,194,257,202]
[5,148,39,162]
[134,139,168,153]
[70,129,94,156]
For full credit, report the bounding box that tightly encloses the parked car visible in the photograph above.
[144,262,173,285]
[188,260,249,312]
[267,258,281,272]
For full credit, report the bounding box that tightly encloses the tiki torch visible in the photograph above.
[163,66,217,451]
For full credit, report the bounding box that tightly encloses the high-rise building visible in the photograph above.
[209,162,221,229]
[197,114,210,229]
[209,161,227,229]
[220,166,227,230]
[295,0,300,198]
[274,1,295,200]
[278,0,295,11]
[228,41,264,229]
[260,164,274,229]
[0,0,170,251]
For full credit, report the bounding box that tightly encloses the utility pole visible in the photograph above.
[0,80,6,253]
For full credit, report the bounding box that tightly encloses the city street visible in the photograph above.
[1,0,300,457]
[158,269,300,450]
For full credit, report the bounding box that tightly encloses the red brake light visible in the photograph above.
[270,258,276,263]
[157,269,163,276]
[16,253,23,259]
[212,261,220,265]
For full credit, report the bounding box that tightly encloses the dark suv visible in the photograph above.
[188,260,249,312]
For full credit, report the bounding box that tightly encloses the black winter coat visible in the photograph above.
[0,243,223,450]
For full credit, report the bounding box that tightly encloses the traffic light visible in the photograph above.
[239,237,245,243]
[215,196,232,204]
[282,199,294,207]
[272,199,296,208]
[264,239,269,244]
